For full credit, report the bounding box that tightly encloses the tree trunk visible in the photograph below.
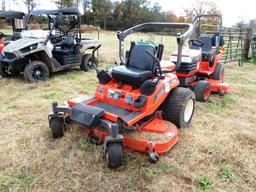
[104,13,107,30]
[244,32,251,61]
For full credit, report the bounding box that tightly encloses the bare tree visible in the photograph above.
[1,0,6,11]
[74,0,80,8]
[55,0,74,8]
[184,0,221,22]
[23,0,37,14]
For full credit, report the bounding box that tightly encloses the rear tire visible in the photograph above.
[194,81,211,102]
[80,54,98,71]
[162,87,195,128]
[211,62,224,80]
[24,61,49,83]
[106,142,123,169]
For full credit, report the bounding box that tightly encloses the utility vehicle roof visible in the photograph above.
[0,11,25,19]
[30,8,80,16]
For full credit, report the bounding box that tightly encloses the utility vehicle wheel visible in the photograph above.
[194,81,211,102]
[211,62,224,80]
[80,54,98,71]
[162,87,195,128]
[49,115,65,139]
[106,142,124,169]
[0,63,19,77]
[24,61,49,83]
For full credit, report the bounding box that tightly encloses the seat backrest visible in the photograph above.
[199,34,213,53]
[63,36,75,48]
[127,42,157,71]
[212,33,225,47]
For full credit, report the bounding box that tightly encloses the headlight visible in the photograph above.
[4,52,16,60]
[20,43,38,53]
[170,55,192,63]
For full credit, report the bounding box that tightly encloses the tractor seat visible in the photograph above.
[112,42,157,88]
[52,36,76,55]
[199,35,213,60]
[112,66,152,86]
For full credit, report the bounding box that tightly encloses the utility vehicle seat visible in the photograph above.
[52,36,77,55]
[112,42,158,87]
[199,34,213,60]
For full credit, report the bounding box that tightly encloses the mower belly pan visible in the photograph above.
[124,118,178,154]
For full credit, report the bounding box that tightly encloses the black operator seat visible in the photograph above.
[112,41,163,88]
[52,36,76,55]
[198,34,213,60]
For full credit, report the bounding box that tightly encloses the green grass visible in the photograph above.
[207,145,221,154]
[196,176,213,191]
[219,164,236,182]
[206,102,223,112]
[141,162,177,178]
[142,167,156,178]
[17,137,30,150]
[156,162,177,173]
[0,168,38,191]
[206,93,238,112]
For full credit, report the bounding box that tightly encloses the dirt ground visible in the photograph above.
[0,61,255,192]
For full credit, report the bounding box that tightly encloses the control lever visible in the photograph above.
[146,50,164,79]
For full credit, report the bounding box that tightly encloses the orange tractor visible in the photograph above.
[172,14,230,102]
[48,22,196,168]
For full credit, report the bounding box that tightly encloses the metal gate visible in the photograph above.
[251,33,256,64]
[222,27,244,66]
[199,24,244,66]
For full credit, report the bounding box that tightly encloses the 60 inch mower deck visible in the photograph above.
[68,95,178,155]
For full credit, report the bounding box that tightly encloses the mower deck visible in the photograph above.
[66,94,179,154]
[86,116,178,154]
[206,79,230,93]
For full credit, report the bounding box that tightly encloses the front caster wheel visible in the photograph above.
[148,151,160,163]
[49,114,65,139]
[106,142,124,169]
[218,90,225,96]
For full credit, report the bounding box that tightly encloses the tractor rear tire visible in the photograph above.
[80,54,98,71]
[194,81,211,102]
[211,62,224,80]
[24,61,49,83]
[106,142,124,169]
[162,87,195,128]
[49,115,65,139]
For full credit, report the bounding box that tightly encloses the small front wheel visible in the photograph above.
[148,152,160,163]
[49,114,65,139]
[106,142,124,169]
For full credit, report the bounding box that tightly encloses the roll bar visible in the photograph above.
[193,14,223,52]
[117,22,194,72]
